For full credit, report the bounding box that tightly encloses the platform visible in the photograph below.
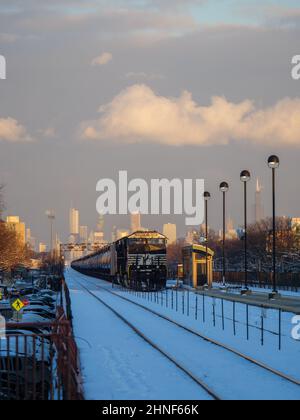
[196,288,300,314]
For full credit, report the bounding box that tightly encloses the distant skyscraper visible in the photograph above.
[88,230,95,244]
[227,217,234,233]
[292,218,300,230]
[255,179,264,223]
[117,229,130,240]
[26,228,36,250]
[111,226,117,242]
[79,226,88,243]
[69,208,79,235]
[39,242,47,253]
[94,231,105,245]
[163,223,177,245]
[97,215,104,232]
[94,215,105,243]
[131,212,141,233]
[6,216,26,245]
[55,235,61,254]
[225,217,238,240]
[185,229,199,245]
[26,228,31,242]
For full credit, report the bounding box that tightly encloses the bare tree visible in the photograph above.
[167,238,186,267]
[0,223,30,272]
[0,187,30,274]
[209,217,300,272]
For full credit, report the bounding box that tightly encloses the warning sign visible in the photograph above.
[11,299,25,312]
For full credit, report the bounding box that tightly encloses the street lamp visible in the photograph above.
[220,182,229,287]
[268,155,280,295]
[204,192,211,287]
[240,170,251,293]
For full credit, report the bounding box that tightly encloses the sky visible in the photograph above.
[0,0,300,245]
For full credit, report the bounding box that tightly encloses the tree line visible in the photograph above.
[167,217,300,273]
[0,186,30,275]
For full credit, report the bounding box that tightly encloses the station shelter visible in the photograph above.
[182,244,214,288]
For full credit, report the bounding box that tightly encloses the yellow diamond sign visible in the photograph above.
[12,298,25,312]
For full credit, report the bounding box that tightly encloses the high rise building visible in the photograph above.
[39,242,47,253]
[6,216,26,245]
[117,229,130,240]
[79,226,88,243]
[292,219,300,248]
[26,228,31,242]
[94,215,105,243]
[163,223,177,245]
[227,217,234,232]
[131,212,141,233]
[111,226,117,243]
[88,230,95,244]
[97,215,104,232]
[55,235,61,255]
[185,229,199,245]
[255,179,264,223]
[26,228,36,250]
[94,231,105,245]
[69,208,79,235]
[292,218,300,230]
[226,217,238,240]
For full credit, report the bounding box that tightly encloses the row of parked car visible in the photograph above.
[1,283,58,324]
[0,279,60,400]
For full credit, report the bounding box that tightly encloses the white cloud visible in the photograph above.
[91,52,113,67]
[0,118,32,142]
[81,84,300,147]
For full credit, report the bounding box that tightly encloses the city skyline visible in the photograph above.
[5,182,300,250]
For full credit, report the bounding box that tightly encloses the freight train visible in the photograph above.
[71,231,167,291]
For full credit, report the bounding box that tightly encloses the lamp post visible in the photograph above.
[204,192,211,287]
[268,155,280,295]
[220,182,229,287]
[240,170,251,293]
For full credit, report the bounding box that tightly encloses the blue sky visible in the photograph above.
[1,0,300,27]
[191,0,300,25]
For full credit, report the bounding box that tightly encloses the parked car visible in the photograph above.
[21,313,53,324]
[0,331,52,400]
[23,307,56,320]
[19,287,40,296]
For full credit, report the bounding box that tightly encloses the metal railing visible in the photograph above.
[213,271,300,292]
[0,317,83,400]
[118,286,296,352]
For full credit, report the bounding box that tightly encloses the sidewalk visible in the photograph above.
[196,288,300,314]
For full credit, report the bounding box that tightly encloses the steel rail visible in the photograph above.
[82,276,300,388]
[74,278,221,401]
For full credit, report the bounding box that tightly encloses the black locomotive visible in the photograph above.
[71,231,167,291]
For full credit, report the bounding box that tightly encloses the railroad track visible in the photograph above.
[73,278,221,401]
[80,275,300,388]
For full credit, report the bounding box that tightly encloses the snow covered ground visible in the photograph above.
[65,269,300,400]
[118,283,300,380]
[65,270,213,400]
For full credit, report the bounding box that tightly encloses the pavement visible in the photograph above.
[196,288,300,314]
